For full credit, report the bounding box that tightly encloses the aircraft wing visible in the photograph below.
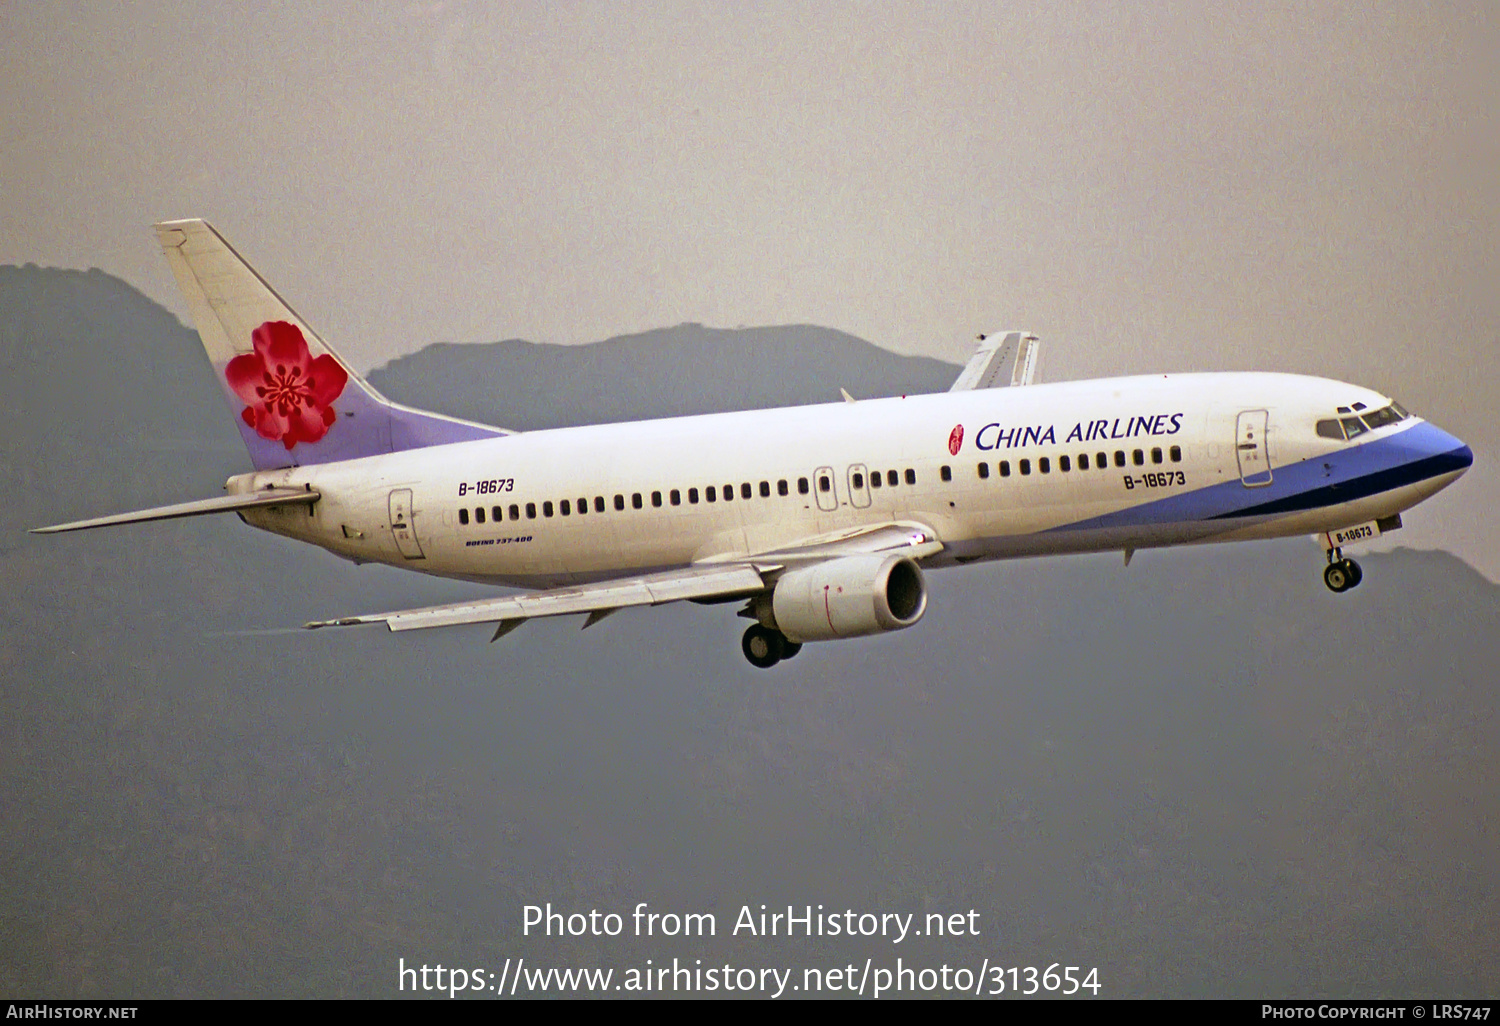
[949,330,1040,391]
[307,563,769,638]
[716,520,943,565]
[306,521,943,639]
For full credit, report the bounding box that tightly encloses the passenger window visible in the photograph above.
[1151,447,1162,465]
[798,478,810,495]
[706,485,717,502]
[651,491,662,508]
[1169,446,1182,463]
[595,496,605,513]
[1079,453,1089,470]
[743,482,754,499]
[543,501,554,517]
[1097,452,1107,469]
[723,484,734,502]
[904,469,916,485]
[632,493,643,509]
[459,508,470,526]
[870,472,882,488]
[561,500,571,515]
[852,472,864,489]
[510,504,520,520]
[817,475,830,492]
[940,465,952,482]
[494,506,503,522]
[670,489,681,506]
[688,487,699,504]
[778,480,789,496]
[760,481,771,497]
[526,502,537,519]
[977,463,989,480]
[1132,450,1145,466]
[1060,455,1071,472]
[1020,459,1031,476]
[614,495,625,511]
[1039,457,1050,474]
[999,461,1011,477]
[888,470,899,487]
[576,498,587,515]
[1114,451,1126,468]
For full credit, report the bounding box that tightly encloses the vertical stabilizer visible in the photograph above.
[155,219,509,470]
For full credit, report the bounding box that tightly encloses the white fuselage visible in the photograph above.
[232,372,1468,588]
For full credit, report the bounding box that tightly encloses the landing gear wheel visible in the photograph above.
[1324,561,1349,592]
[742,624,786,668]
[1323,559,1362,593]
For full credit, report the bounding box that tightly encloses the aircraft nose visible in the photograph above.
[1418,424,1473,477]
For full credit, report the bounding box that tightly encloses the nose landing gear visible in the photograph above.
[1323,547,1363,593]
[741,624,801,668]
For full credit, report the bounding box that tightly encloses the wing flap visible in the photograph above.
[308,564,767,633]
[31,488,320,534]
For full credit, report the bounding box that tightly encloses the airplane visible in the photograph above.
[33,220,1474,667]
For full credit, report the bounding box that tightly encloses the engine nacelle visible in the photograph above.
[769,553,928,643]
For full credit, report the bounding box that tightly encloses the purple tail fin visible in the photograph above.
[155,219,510,470]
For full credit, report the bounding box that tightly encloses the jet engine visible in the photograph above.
[768,553,928,643]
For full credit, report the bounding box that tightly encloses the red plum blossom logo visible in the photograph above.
[948,424,964,456]
[226,321,348,449]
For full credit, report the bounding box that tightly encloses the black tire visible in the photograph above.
[780,640,803,660]
[742,624,784,668]
[1344,558,1363,588]
[1323,562,1350,593]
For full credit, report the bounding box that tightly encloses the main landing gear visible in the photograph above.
[741,624,802,668]
[1323,547,1363,594]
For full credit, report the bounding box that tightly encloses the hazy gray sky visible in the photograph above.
[3,2,1494,575]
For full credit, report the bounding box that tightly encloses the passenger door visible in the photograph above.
[1235,410,1273,487]
[389,488,426,558]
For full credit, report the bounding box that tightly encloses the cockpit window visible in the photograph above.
[1319,402,1407,441]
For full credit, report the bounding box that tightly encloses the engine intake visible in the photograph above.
[769,553,928,643]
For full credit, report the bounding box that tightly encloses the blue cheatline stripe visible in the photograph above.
[1049,421,1471,534]
[1212,445,1471,519]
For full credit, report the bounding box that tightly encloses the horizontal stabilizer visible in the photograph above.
[307,564,767,634]
[31,488,319,534]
